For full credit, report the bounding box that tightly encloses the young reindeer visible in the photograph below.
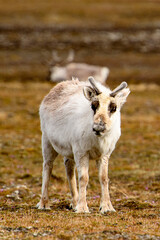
[37,77,130,214]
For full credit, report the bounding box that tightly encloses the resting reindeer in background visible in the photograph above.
[47,50,110,84]
[37,77,130,214]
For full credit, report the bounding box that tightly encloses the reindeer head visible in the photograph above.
[48,50,75,82]
[83,77,130,136]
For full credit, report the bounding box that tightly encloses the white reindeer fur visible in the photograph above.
[50,63,110,84]
[37,78,130,213]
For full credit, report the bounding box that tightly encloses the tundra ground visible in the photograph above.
[0,0,160,85]
[0,82,159,239]
[0,0,160,238]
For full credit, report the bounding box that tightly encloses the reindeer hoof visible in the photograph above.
[36,201,51,210]
[99,206,116,214]
[74,205,90,213]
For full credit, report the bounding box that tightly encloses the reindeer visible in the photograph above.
[37,77,130,214]
[47,50,110,84]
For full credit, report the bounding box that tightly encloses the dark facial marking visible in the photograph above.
[108,102,117,114]
[91,99,99,114]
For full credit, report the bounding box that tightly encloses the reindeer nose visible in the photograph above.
[93,122,106,135]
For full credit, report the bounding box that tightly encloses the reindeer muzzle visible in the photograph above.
[93,122,106,136]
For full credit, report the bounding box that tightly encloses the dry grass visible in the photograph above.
[0,0,160,84]
[0,82,159,239]
[0,0,160,238]
[0,0,160,28]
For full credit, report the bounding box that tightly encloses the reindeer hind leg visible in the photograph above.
[37,133,58,210]
[64,158,78,210]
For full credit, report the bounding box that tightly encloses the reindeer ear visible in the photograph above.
[115,88,130,107]
[83,86,96,101]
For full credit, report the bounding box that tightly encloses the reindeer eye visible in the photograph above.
[91,100,99,114]
[109,102,117,113]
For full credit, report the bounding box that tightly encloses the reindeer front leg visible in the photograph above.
[99,155,116,214]
[75,155,90,213]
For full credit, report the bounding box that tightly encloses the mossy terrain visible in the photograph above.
[0,0,160,84]
[0,0,160,239]
[0,0,160,28]
[0,82,159,239]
